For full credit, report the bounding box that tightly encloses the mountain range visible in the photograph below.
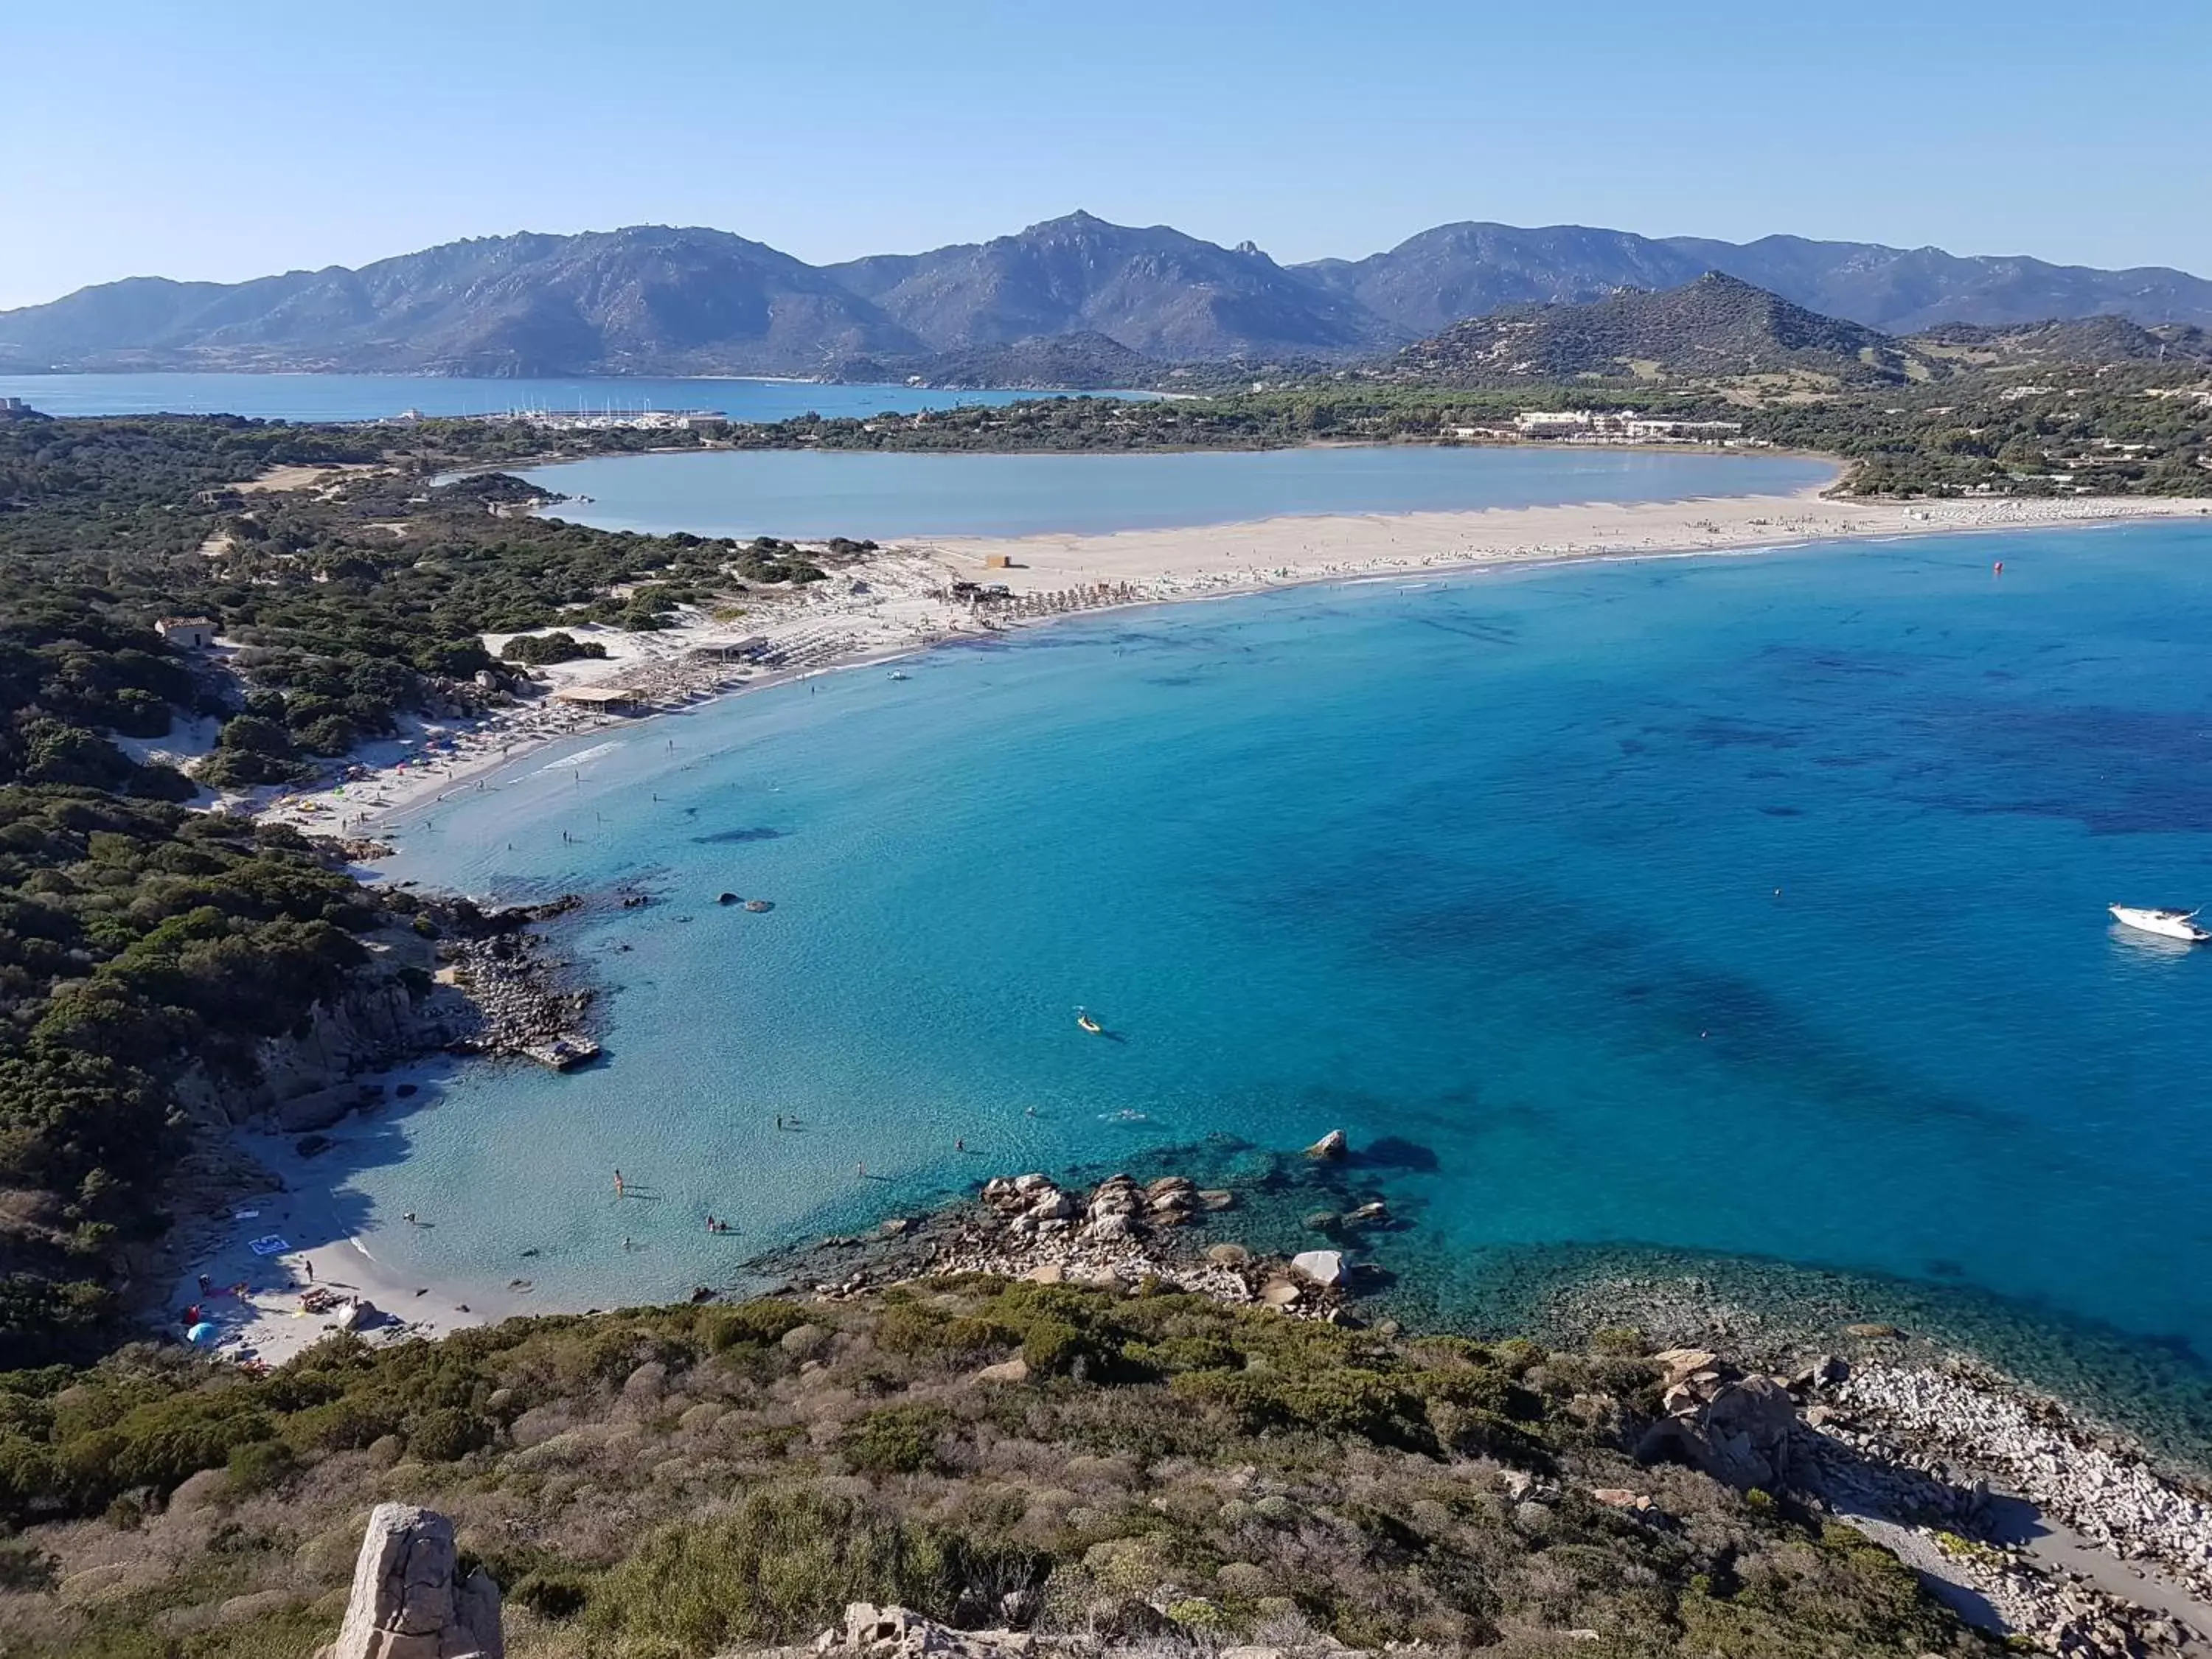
[4,212,2210,380]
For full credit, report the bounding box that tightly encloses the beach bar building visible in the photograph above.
[552,684,650,714]
[689,635,771,663]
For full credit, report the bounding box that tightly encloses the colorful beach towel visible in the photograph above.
[246,1234,291,1256]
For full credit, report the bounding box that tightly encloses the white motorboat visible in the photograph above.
[2110,905,2211,942]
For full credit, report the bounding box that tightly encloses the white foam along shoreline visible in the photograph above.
[254,481,2212,841]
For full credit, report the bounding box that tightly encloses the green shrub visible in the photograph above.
[406,1406,492,1463]
[703,1299,810,1352]
[501,630,607,667]
[875,1306,1012,1357]
[587,1489,960,1650]
[225,1438,294,1495]
[511,1570,591,1619]
[1123,1335,1243,1374]
[1170,1368,1433,1450]
[841,1405,953,1475]
[1020,1320,1092,1377]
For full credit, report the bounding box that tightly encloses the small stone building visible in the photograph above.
[157,616,218,649]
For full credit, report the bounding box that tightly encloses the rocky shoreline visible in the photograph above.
[741,1135,2212,1657]
[746,1131,1392,1321]
[435,892,603,1069]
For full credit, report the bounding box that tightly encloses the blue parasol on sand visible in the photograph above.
[185,1321,218,1344]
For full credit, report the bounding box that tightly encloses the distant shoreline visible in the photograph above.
[259,484,2212,846]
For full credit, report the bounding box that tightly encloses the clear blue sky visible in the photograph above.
[4,0,2208,310]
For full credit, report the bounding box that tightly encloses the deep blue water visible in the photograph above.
[522,445,1836,540]
[349,520,2212,1388]
[0,372,1049,424]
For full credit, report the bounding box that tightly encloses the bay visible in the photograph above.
[351,519,2212,1408]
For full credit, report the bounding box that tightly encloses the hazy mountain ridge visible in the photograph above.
[825,210,1397,359]
[4,212,2210,379]
[0,227,928,377]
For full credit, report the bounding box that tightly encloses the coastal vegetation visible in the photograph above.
[0,1281,1992,1658]
[0,790,424,1362]
[0,417,860,1360]
[591,373,2206,499]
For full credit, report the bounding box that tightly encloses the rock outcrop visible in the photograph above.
[765,1168,1357,1321]
[813,1602,1033,1659]
[318,1503,502,1659]
[172,977,448,1131]
[1637,1369,1798,1490]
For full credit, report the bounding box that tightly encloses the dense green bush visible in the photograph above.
[841,1405,954,1475]
[702,1298,810,1352]
[499,630,606,667]
[588,1490,965,1650]
[406,1405,494,1463]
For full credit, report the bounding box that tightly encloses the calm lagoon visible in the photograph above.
[521,444,1837,540]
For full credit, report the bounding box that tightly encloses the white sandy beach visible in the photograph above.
[929,484,2212,594]
[259,484,2212,842]
[161,1121,530,1368]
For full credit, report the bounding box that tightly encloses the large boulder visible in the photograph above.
[817,1601,1034,1658]
[1304,1130,1349,1161]
[1290,1249,1345,1287]
[318,1503,502,1659]
[1637,1373,1799,1490]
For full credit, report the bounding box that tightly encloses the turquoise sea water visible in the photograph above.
[522,445,1837,540]
[348,515,2212,1403]
[0,372,1047,424]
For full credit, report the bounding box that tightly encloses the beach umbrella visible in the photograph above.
[186,1321,218,1344]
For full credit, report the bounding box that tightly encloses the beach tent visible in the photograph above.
[185,1321,218,1344]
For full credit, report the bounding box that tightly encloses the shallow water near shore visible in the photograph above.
[350,520,2212,1452]
[520,444,1837,539]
